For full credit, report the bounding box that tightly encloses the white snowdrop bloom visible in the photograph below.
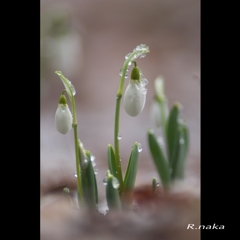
[55,95,73,134]
[124,79,147,117]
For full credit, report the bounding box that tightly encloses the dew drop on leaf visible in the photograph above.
[137,143,143,152]
[112,177,120,189]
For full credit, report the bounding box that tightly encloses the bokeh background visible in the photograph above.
[41,0,200,202]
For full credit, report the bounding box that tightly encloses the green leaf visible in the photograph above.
[152,177,157,193]
[55,71,75,102]
[107,144,118,179]
[106,170,121,211]
[81,150,98,208]
[171,122,189,180]
[166,103,180,166]
[148,129,170,190]
[123,142,139,194]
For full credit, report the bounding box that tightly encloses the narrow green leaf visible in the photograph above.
[123,142,139,194]
[171,122,189,180]
[183,123,189,158]
[152,177,157,193]
[93,168,98,204]
[107,144,118,179]
[55,71,75,102]
[166,103,180,166]
[81,151,98,208]
[106,170,121,211]
[148,129,170,190]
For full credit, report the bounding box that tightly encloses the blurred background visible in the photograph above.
[40,0,200,201]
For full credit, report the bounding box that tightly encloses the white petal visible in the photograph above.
[55,104,73,134]
[124,80,146,117]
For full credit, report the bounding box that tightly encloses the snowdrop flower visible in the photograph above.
[55,94,73,134]
[150,76,169,129]
[124,64,147,117]
[150,97,168,129]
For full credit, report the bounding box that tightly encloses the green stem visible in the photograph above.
[71,95,83,206]
[55,71,83,206]
[114,51,136,195]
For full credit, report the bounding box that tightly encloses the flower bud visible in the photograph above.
[124,79,146,117]
[55,95,73,134]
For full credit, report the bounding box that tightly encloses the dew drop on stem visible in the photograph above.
[125,53,131,60]
[118,133,122,140]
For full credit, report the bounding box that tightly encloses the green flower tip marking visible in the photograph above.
[58,94,67,105]
[131,63,140,82]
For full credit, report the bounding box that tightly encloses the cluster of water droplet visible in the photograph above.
[74,154,98,177]
[124,44,149,63]
[133,44,149,59]
[102,175,120,189]
[119,68,129,78]
[122,44,149,74]
[140,71,148,96]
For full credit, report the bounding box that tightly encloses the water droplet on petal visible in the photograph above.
[118,133,122,140]
[156,183,160,187]
[94,169,98,175]
[92,162,96,167]
[125,73,128,78]
[90,155,95,162]
[112,177,120,189]
[141,78,148,86]
[137,143,143,152]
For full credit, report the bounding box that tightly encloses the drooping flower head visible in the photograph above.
[55,93,73,134]
[124,62,148,117]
